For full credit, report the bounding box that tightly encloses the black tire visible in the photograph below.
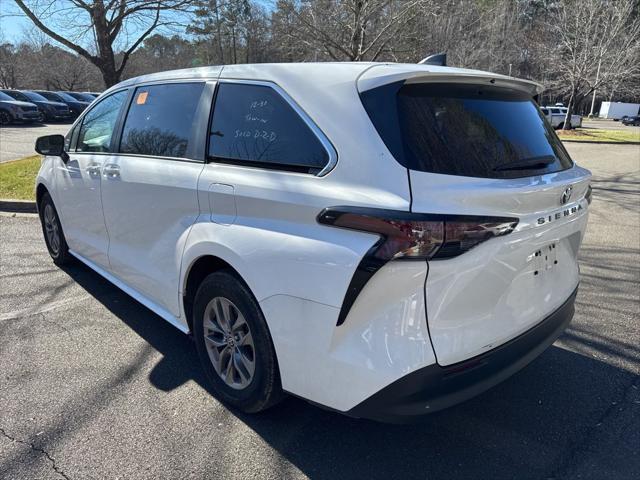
[557,122,565,130]
[39,192,71,266]
[193,271,285,413]
[0,110,11,126]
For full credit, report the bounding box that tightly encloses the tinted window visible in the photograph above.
[3,90,29,102]
[23,91,48,102]
[361,82,573,179]
[77,90,127,153]
[120,83,204,159]
[57,92,81,103]
[69,92,95,102]
[0,91,15,101]
[208,83,329,173]
[38,92,62,102]
[551,108,561,114]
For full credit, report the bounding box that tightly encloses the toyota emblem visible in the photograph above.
[561,186,573,205]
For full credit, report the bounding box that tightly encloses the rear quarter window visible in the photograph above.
[361,82,573,179]
[208,82,329,174]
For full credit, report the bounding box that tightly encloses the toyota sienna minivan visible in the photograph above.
[34,63,591,422]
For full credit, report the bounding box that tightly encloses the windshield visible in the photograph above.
[0,91,16,101]
[361,82,573,179]
[23,91,49,102]
[3,90,29,101]
[57,92,80,102]
[38,91,62,102]
[67,92,94,102]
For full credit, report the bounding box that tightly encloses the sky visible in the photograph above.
[0,0,277,46]
[0,3,32,42]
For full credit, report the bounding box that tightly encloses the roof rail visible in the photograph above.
[418,53,446,66]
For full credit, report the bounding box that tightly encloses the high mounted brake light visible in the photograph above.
[317,207,518,325]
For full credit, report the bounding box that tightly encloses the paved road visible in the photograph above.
[582,118,640,132]
[0,123,70,163]
[0,143,638,479]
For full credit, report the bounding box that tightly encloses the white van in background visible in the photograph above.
[541,106,583,129]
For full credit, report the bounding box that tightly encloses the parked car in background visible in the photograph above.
[541,106,582,129]
[33,63,591,422]
[0,90,42,125]
[1,89,71,122]
[83,92,100,99]
[621,115,640,126]
[34,91,89,118]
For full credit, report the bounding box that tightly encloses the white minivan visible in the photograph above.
[34,63,591,422]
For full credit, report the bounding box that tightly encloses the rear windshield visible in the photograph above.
[361,82,573,179]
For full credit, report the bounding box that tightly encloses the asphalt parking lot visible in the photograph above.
[0,143,638,479]
[581,118,640,131]
[0,123,70,163]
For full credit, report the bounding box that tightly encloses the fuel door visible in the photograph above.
[208,183,237,225]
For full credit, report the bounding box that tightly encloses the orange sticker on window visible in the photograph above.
[136,91,148,104]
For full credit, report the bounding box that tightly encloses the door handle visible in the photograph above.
[103,164,120,179]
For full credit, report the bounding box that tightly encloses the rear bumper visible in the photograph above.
[347,286,577,423]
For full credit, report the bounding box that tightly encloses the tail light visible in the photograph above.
[318,206,518,325]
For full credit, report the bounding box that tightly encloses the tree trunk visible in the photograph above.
[213,0,224,63]
[99,62,120,88]
[563,88,576,130]
[92,4,120,87]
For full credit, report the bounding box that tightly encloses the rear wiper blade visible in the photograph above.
[493,155,556,172]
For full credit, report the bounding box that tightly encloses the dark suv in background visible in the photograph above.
[35,91,90,119]
[1,89,71,122]
[0,90,42,125]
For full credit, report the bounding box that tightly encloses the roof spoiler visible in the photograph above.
[418,53,446,66]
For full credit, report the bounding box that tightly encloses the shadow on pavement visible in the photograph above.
[49,259,639,480]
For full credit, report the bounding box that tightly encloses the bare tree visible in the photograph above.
[273,0,428,62]
[13,0,197,87]
[0,43,19,88]
[546,0,640,129]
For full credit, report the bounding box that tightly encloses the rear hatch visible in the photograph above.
[359,66,591,366]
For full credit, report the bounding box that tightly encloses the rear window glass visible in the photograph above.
[120,82,205,159]
[208,83,329,173]
[361,83,573,179]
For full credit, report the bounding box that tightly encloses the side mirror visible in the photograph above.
[35,134,68,162]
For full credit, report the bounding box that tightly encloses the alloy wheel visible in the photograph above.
[43,204,60,255]
[203,296,256,390]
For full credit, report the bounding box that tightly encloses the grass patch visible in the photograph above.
[0,155,41,200]
[557,128,640,143]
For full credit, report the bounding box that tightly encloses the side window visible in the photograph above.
[208,83,329,173]
[120,82,205,159]
[77,90,127,153]
[551,108,561,114]
[541,108,548,115]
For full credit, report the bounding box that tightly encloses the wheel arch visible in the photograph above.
[35,182,49,213]
[182,253,250,333]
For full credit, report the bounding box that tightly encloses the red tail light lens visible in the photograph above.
[318,207,518,260]
[327,212,444,260]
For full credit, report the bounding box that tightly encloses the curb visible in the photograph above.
[0,199,37,214]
